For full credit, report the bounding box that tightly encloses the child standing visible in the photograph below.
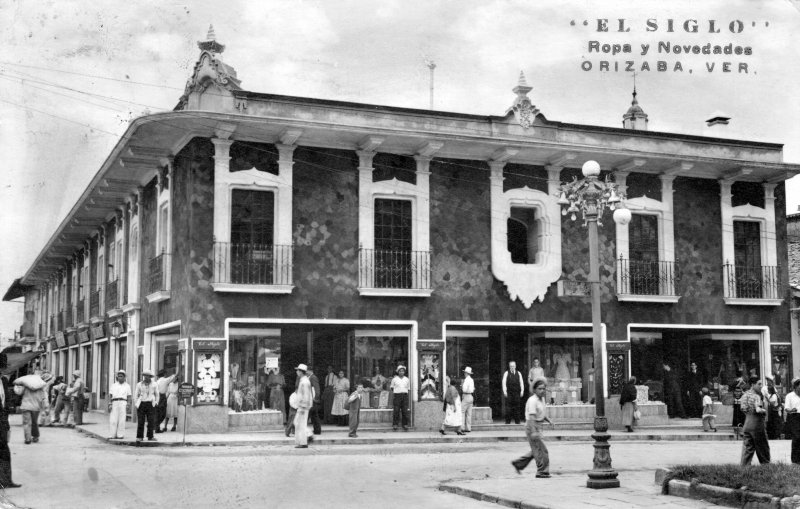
[347,383,364,438]
[701,387,717,432]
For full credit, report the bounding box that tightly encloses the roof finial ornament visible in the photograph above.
[508,70,539,130]
[198,24,225,54]
[622,74,648,130]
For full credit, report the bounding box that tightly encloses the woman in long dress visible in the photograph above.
[330,370,350,426]
[553,351,572,380]
[163,378,179,432]
[619,376,638,432]
[439,377,464,436]
[266,369,286,424]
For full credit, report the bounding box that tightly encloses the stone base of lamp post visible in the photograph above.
[586,416,620,489]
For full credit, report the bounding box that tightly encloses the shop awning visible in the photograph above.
[1,352,41,378]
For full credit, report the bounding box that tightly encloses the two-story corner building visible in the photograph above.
[5,30,800,432]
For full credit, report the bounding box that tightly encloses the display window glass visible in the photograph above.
[228,332,281,412]
[351,335,408,410]
[631,333,761,413]
[446,337,491,407]
[529,337,594,405]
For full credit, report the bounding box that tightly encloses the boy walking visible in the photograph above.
[347,383,364,438]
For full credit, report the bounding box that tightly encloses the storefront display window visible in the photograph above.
[351,335,407,410]
[529,337,593,404]
[229,331,281,412]
[631,333,762,408]
[771,346,792,396]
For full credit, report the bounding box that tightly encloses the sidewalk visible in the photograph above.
[74,411,739,448]
[438,471,731,509]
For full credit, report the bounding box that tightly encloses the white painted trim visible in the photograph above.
[211,283,294,294]
[445,330,489,338]
[357,152,430,291]
[354,329,410,337]
[719,182,778,300]
[723,298,783,306]
[358,288,432,297]
[532,330,594,339]
[614,173,676,296]
[145,291,171,303]
[617,295,681,303]
[489,164,562,308]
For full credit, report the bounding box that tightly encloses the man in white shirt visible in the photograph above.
[390,366,410,431]
[134,370,159,442]
[502,361,525,424]
[155,370,177,434]
[784,377,800,464]
[108,370,132,440]
[461,367,475,433]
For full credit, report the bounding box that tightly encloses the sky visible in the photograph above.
[1,0,799,337]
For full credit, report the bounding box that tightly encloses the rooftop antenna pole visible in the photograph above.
[427,61,436,110]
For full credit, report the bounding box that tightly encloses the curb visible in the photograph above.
[659,474,800,508]
[438,484,552,509]
[74,423,739,448]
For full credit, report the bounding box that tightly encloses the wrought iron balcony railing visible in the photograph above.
[616,257,678,296]
[358,248,431,290]
[106,279,119,310]
[212,242,293,285]
[76,300,85,324]
[723,263,780,300]
[89,288,101,318]
[147,252,170,295]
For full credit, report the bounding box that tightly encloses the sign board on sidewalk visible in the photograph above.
[178,382,195,404]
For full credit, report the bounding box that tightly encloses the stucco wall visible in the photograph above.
[151,138,790,343]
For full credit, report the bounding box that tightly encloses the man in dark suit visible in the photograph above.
[0,354,21,488]
[307,368,322,436]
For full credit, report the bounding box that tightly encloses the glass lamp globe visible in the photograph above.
[613,208,632,226]
[582,160,601,177]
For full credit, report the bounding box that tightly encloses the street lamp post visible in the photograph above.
[558,160,630,489]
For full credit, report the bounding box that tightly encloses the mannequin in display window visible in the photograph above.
[552,349,572,380]
[266,369,286,424]
[528,358,545,394]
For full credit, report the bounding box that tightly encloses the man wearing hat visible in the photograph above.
[292,364,314,448]
[461,367,475,433]
[390,365,410,431]
[134,370,159,442]
[784,377,800,464]
[108,370,132,440]
[64,370,86,427]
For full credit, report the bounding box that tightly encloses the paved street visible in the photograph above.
[0,414,794,509]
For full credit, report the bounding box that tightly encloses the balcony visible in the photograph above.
[106,279,119,311]
[146,252,171,303]
[616,257,680,303]
[358,248,432,297]
[76,300,85,324]
[89,288,101,318]
[723,263,782,306]
[211,242,293,293]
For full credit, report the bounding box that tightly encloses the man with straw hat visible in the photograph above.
[461,367,475,433]
[292,364,314,448]
[390,365,410,431]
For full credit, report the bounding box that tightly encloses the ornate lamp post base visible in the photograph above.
[586,416,620,489]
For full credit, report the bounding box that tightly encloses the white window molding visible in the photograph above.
[489,161,562,308]
[720,181,781,305]
[614,173,678,302]
[211,138,295,294]
[146,162,173,304]
[357,146,434,297]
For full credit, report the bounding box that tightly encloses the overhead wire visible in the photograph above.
[0,64,785,267]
